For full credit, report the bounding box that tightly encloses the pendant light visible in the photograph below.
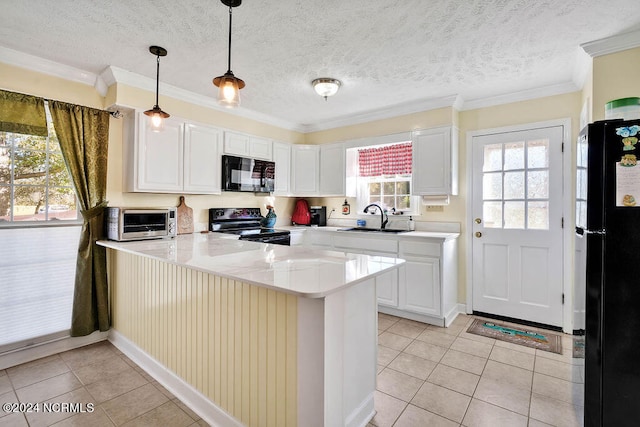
[143,45,170,132]
[312,78,342,101]
[213,0,245,108]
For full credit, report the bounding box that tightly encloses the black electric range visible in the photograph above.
[208,208,290,245]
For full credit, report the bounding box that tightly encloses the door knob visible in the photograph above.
[475,231,482,238]
[475,218,482,224]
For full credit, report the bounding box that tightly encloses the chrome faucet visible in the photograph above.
[364,203,388,230]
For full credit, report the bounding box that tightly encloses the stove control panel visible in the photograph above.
[209,207,263,221]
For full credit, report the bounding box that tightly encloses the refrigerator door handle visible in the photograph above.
[583,228,606,236]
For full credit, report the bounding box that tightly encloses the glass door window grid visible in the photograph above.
[482,139,550,230]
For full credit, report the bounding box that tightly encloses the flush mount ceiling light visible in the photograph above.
[213,0,245,108]
[312,78,341,101]
[143,45,170,132]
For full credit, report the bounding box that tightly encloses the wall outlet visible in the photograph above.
[426,205,444,212]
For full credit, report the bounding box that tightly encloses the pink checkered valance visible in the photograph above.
[358,142,412,177]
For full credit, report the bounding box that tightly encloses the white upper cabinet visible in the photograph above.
[319,142,345,196]
[223,131,272,160]
[412,126,459,195]
[272,141,291,196]
[184,123,222,193]
[124,112,221,194]
[291,145,320,195]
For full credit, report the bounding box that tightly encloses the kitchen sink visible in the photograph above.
[337,227,409,234]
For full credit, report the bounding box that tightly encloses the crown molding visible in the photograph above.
[460,81,580,111]
[302,94,462,133]
[1,45,589,134]
[581,29,640,58]
[102,66,305,133]
[0,46,108,96]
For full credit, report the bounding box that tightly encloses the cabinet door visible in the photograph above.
[223,131,250,157]
[184,124,222,194]
[136,113,184,192]
[412,127,458,195]
[249,137,273,160]
[363,250,399,308]
[272,142,291,196]
[291,145,320,195]
[399,256,441,316]
[376,268,399,308]
[319,143,345,196]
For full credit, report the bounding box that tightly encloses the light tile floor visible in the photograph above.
[368,313,585,427]
[0,341,207,427]
[0,313,584,427]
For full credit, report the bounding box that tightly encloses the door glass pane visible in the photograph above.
[527,170,549,199]
[528,201,549,230]
[527,139,549,168]
[504,171,524,199]
[483,201,502,228]
[577,169,587,199]
[504,142,524,170]
[483,172,502,200]
[504,201,525,229]
[483,143,502,172]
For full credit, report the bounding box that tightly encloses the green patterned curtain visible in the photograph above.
[0,89,47,136]
[48,100,111,336]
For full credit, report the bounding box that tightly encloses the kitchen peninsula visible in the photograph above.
[98,233,404,427]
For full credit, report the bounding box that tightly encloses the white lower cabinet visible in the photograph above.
[376,265,399,308]
[303,229,459,327]
[398,256,440,316]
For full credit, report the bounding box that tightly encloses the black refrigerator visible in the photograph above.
[577,119,640,426]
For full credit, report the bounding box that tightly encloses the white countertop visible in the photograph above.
[98,233,404,299]
[282,225,459,241]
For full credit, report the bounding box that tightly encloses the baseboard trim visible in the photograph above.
[108,330,243,427]
[345,391,375,427]
[0,331,108,370]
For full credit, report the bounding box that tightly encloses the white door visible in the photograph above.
[471,126,564,326]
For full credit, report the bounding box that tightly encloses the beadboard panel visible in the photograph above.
[108,249,298,427]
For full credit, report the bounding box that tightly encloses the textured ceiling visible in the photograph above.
[1,0,640,131]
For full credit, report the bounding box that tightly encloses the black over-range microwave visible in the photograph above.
[222,155,275,193]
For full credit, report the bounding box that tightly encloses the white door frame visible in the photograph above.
[466,118,574,333]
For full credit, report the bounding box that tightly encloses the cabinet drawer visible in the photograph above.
[399,240,440,257]
[333,235,397,253]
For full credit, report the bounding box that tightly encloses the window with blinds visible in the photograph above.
[0,102,79,353]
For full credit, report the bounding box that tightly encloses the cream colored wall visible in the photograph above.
[113,84,304,144]
[592,46,640,121]
[0,63,104,109]
[582,60,594,125]
[310,93,583,306]
[305,107,455,144]
[1,64,300,229]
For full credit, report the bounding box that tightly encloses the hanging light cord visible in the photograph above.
[154,54,161,108]
[226,5,233,73]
